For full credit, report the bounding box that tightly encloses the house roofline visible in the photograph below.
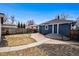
[39,19,74,26]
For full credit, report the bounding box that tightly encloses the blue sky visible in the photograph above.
[0,3,79,24]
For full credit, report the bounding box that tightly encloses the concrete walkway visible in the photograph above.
[31,33,79,45]
[31,33,50,41]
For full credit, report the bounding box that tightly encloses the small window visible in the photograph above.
[45,25,48,30]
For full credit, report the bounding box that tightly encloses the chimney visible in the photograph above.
[57,15,60,20]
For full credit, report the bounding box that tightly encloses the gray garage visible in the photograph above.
[38,19,73,37]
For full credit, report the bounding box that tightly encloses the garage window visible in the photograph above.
[45,25,48,30]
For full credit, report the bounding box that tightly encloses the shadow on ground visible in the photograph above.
[0,36,8,47]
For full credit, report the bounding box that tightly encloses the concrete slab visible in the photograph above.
[31,33,79,45]
[45,34,70,40]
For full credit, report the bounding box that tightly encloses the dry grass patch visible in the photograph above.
[0,47,48,56]
[4,34,36,47]
[38,44,79,56]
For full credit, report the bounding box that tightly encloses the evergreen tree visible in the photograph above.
[17,22,20,28]
[21,22,23,28]
[24,24,26,28]
[22,23,26,28]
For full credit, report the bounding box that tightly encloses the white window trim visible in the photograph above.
[57,24,59,34]
[52,24,59,34]
[45,25,48,30]
[52,25,54,34]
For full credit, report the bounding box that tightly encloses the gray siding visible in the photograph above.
[39,23,71,37]
[39,25,52,35]
[59,23,71,37]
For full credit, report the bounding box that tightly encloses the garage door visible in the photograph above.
[59,24,71,37]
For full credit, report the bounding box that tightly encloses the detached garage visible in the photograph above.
[38,18,74,37]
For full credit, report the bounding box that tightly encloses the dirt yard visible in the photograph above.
[1,44,79,56]
[37,44,79,56]
[31,33,79,56]
[1,34,36,47]
[0,47,48,56]
[0,33,79,56]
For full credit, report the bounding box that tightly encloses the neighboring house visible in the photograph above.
[0,13,17,35]
[2,24,28,35]
[72,20,79,30]
[0,13,37,36]
[0,13,7,42]
[38,17,74,37]
[25,24,37,29]
[2,24,17,35]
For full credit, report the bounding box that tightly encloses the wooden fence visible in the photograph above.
[2,28,37,35]
[70,30,79,41]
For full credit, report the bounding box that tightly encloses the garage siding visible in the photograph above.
[39,23,71,37]
[39,25,52,35]
[59,23,71,37]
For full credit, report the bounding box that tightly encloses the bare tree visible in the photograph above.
[3,13,11,24]
[60,13,70,20]
[1,13,8,24]
[10,16,15,24]
[55,13,69,20]
[26,20,35,25]
[77,16,79,21]
[76,17,79,27]
[3,15,8,23]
